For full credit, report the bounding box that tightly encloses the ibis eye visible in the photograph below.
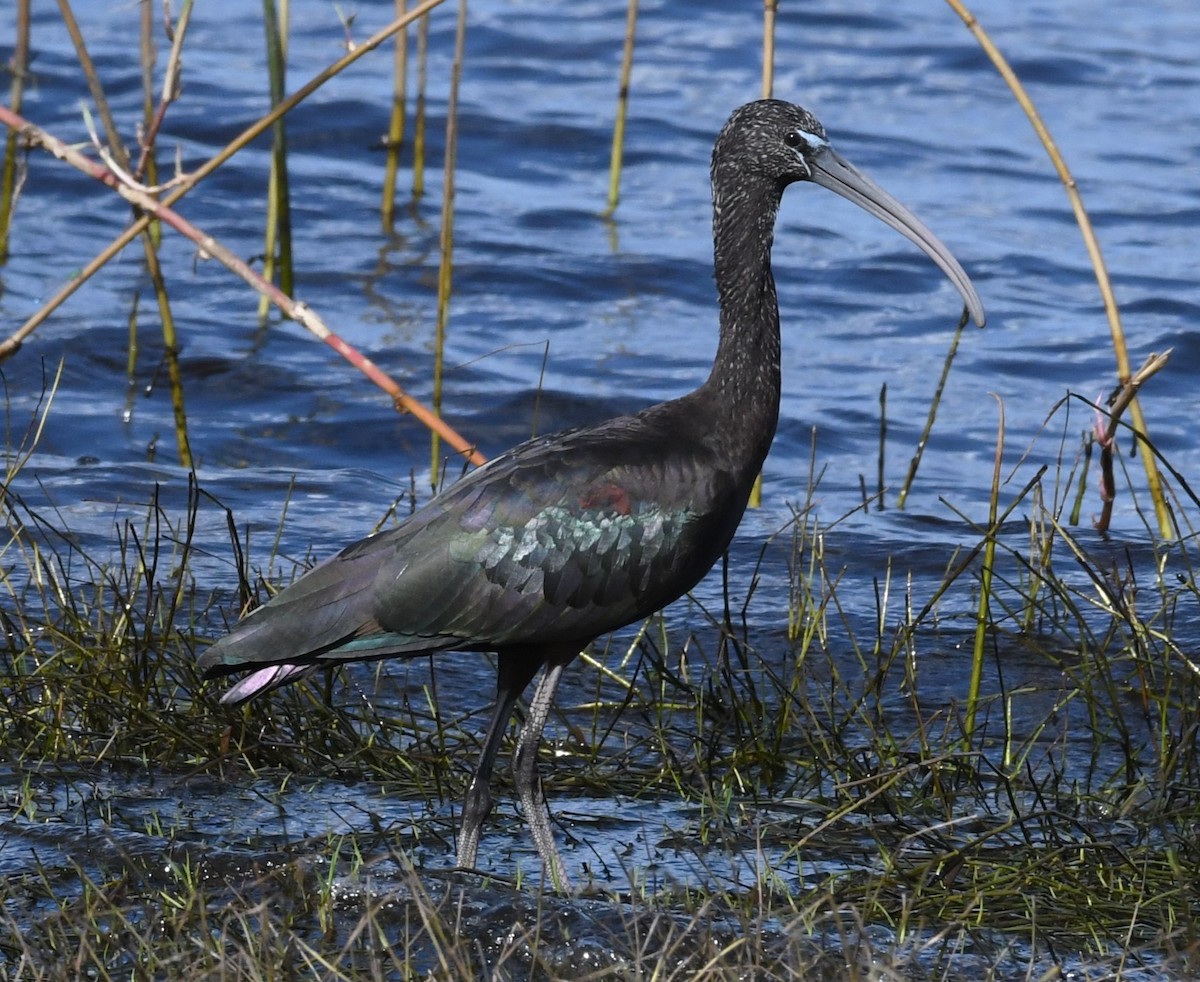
[784,130,803,149]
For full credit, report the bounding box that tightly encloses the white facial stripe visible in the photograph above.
[797,129,829,150]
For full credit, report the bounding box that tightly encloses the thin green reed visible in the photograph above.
[412,12,430,198]
[259,0,295,323]
[603,0,638,218]
[896,309,970,510]
[965,396,1004,743]
[430,0,467,488]
[130,8,156,401]
[57,0,193,465]
[139,0,160,247]
[0,0,31,262]
[747,0,778,511]
[381,0,409,230]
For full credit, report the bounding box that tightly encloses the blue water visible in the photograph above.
[2,0,1198,975]
[7,1,1199,530]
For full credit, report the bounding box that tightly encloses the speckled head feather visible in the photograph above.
[713,99,829,189]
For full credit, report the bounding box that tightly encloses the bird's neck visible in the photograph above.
[700,169,784,471]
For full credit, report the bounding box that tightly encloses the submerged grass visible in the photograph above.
[3,385,1200,979]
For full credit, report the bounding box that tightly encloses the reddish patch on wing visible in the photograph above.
[578,481,633,515]
[353,617,385,637]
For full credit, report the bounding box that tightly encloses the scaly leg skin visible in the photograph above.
[457,653,540,871]
[512,649,576,892]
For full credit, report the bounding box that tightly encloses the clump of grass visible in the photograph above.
[0,844,946,980]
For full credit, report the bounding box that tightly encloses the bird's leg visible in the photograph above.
[457,652,540,872]
[511,647,577,892]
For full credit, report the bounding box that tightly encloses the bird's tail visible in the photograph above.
[216,662,317,706]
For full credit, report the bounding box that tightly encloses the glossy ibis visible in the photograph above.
[199,99,985,891]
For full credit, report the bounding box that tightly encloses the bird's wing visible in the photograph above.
[371,424,743,648]
[198,416,744,678]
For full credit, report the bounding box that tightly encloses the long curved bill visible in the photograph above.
[809,145,986,328]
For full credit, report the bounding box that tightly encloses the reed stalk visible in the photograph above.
[944,0,1172,540]
[430,0,468,486]
[0,0,29,264]
[748,1,778,511]
[134,0,192,182]
[761,0,778,98]
[259,0,295,323]
[602,0,638,218]
[877,382,887,508]
[58,0,193,465]
[142,209,194,467]
[1068,428,1093,527]
[0,0,31,262]
[56,0,125,166]
[124,294,140,419]
[139,0,160,247]
[965,395,1004,742]
[412,12,431,198]
[1091,350,1173,533]
[896,308,969,508]
[381,0,409,230]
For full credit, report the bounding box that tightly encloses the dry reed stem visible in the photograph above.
[944,0,1172,540]
[380,0,409,230]
[603,0,638,218]
[413,13,430,198]
[133,0,192,183]
[0,0,31,261]
[761,0,778,99]
[259,0,296,323]
[748,0,778,510]
[1098,350,1172,448]
[430,0,468,485]
[0,104,484,466]
[55,0,129,168]
[1092,349,1172,533]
